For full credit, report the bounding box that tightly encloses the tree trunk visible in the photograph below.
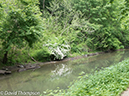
[3,51,8,64]
[43,0,45,14]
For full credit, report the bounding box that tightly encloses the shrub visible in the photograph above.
[30,48,51,62]
[43,36,71,60]
[87,28,125,51]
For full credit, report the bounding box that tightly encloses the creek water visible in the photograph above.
[0,50,129,94]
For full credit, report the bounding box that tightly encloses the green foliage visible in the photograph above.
[8,48,31,64]
[1,0,129,64]
[71,0,129,51]
[39,0,53,12]
[0,0,43,64]
[42,0,91,54]
[87,28,126,51]
[71,42,88,54]
[43,0,129,53]
[0,0,43,48]
[30,35,70,61]
[30,48,51,62]
[43,58,129,96]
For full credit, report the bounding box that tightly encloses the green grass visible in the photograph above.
[42,58,129,96]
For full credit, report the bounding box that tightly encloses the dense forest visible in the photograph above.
[0,0,129,64]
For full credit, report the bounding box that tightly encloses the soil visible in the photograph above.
[121,88,129,96]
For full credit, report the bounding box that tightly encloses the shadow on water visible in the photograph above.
[0,50,129,93]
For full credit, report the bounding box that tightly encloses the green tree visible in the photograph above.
[72,0,129,51]
[39,0,53,13]
[0,0,43,64]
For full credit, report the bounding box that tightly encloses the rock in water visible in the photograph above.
[17,65,24,68]
[0,70,11,74]
[17,68,26,72]
[5,71,11,74]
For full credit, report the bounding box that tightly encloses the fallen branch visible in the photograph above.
[28,53,37,62]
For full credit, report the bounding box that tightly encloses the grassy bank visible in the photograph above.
[43,58,129,96]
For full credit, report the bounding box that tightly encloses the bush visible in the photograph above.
[43,36,71,60]
[30,48,51,62]
[87,28,125,51]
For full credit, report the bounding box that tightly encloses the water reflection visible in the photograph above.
[51,64,72,79]
[0,50,129,93]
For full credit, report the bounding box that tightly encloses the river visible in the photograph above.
[0,50,129,95]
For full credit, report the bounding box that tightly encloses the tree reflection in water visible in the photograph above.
[51,64,72,80]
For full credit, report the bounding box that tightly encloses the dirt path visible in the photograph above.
[121,88,129,96]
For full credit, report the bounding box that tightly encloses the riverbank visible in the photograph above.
[42,58,129,96]
[0,48,126,75]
